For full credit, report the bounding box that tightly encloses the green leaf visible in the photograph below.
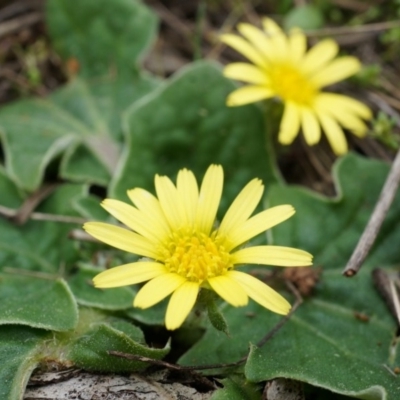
[245,293,399,399]
[0,276,78,331]
[211,377,261,400]
[206,294,230,336]
[180,154,400,399]
[0,183,86,272]
[109,319,145,344]
[111,61,279,214]
[0,166,24,207]
[72,194,110,221]
[46,0,158,77]
[61,143,110,186]
[283,5,325,31]
[0,326,48,400]
[69,321,170,372]
[1,0,159,191]
[125,298,167,326]
[68,264,135,310]
[0,75,158,191]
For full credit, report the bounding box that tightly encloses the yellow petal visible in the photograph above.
[316,93,372,119]
[208,274,248,306]
[165,281,199,330]
[300,107,321,145]
[229,270,291,314]
[83,222,160,259]
[227,86,274,107]
[195,165,223,234]
[221,33,267,67]
[218,178,264,237]
[127,188,170,234]
[236,23,274,61]
[262,17,284,36]
[227,205,295,251]
[334,113,368,137]
[177,168,199,224]
[315,96,368,137]
[223,62,268,85]
[231,245,313,267]
[261,18,288,60]
[101,199,165,243]
[134,273,185,309]
[310,57,360,88]
[155,174,187,229]
[317,111,348,155]
[93,262,166,288]
[278,102,301,144]
[288,28,306,63]
[301,39,338,75]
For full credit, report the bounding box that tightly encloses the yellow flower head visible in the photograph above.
[84,165,312,330]
[221,18,372,155]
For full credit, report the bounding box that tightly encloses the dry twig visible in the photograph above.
[343,150,400,276]
[0,12,42,38]
[305,19,400,38]
[0,204,87,225]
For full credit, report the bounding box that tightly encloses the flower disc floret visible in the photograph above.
[162,230,233,283]
[84,165,313,330]
[269,63,317,105]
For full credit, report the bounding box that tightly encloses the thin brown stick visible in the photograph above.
[256,281,302,348]
[343,148,400,276]
[0,204,87,225]
[108,351,216,390]
[372,268,400,327]
[13,184,58,225]
[18,212,86,224]
[110,349,245,371]
[300,137,333,186]
[382,363,398,378]
[369,92,400,126]
[68,229,97,242]
[330,0,381,12]
[108,352,185,370]
[150,0,192,36]
[2,267,59,280]
[0,67,48,97]
[390,279,400,325]
[343,95,400,277]
[305,19,400,38]
[0,12,42,38]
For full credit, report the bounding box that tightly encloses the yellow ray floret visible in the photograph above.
[84,165,313,330]
[221,18,372,155]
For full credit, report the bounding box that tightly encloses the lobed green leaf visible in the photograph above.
[46,0,158,77]
[69,320,170,373]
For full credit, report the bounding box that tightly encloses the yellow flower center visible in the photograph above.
[269,63,317,106]
[162,230,233,283]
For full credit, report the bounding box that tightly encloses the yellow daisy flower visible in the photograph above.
[84,165,312,330]
[221,18,372,155]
